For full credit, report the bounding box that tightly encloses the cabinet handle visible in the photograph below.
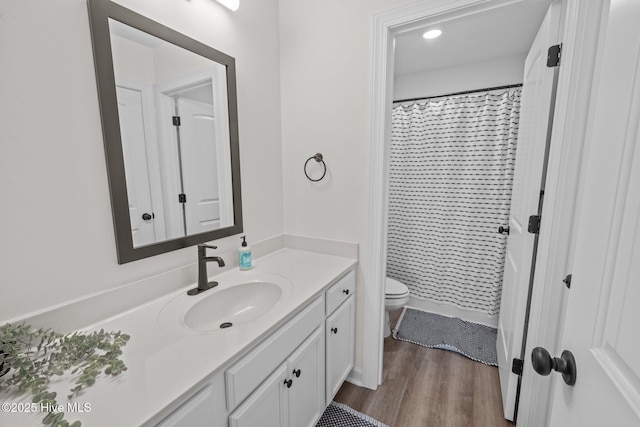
[284,379,293,388]
[331,327,338,334]
[343,289,350,295]
[293,369,301,378]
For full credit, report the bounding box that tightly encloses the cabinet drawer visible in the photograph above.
[156,385,215,427]
[225,296,324,411]
[325,269,355,315]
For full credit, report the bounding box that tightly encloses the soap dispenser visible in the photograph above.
[238,236,252,271]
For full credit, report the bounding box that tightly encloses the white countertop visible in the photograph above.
[0,248,356,426]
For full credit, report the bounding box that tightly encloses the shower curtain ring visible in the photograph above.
[304,153,327,182]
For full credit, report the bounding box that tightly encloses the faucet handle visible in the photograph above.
[198,244,218,250]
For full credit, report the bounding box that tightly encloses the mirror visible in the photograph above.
[87,0,242,263]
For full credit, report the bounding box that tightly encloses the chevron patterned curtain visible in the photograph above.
[387,88,521,316]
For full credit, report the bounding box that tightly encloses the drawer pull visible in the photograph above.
[331,327,338,334]
[284,379,293,388]
[293,369,301,378]
[343,289,350,295]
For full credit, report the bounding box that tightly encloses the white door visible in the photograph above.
[288,327,325,427]
[116,86,157,247]
[177,97,222,235]
[495,3,561,421]
[546,1,640,424]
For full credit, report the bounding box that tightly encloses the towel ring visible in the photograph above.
[304,153,327,182]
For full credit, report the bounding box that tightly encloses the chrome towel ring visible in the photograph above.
[304,153,327,182]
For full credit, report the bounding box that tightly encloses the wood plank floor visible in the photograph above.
[334,310,513,427]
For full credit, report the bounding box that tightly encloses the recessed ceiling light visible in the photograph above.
[422,29,442,40]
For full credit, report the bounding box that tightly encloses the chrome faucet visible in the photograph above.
[188,244,226,295]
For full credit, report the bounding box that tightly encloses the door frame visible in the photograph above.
[365,0,605,423]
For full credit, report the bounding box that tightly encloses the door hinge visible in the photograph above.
[547,44,562,67]
[512,358,524,376]
[172,116,181,126]
[178,193,187,203]
[563,274,572,289]
[527,215,541,234]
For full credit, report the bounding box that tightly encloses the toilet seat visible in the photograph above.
[385,277,409,298]
[386,293,409,300]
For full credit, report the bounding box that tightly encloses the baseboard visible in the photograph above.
[345,367,365,388]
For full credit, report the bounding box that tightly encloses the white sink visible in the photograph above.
[158,271,293,333]
[185,282,282,331]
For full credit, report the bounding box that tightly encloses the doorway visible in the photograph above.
[364,0,558,422]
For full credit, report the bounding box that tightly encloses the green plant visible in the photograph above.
[0,323,130,427]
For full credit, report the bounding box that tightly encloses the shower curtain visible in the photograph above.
[386,88,522,317]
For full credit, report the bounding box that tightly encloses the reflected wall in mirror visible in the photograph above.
[87,0,242,263]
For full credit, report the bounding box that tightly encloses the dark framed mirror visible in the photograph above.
[87,0,242,264]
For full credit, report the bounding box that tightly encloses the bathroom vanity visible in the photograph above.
[158,260,356,427]
[0,248,356,427]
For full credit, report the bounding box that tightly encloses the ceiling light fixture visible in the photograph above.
[422,29,442,39]
[216,0,239,11]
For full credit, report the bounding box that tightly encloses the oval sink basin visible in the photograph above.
[184,282,282,331]
[158,271,293,334]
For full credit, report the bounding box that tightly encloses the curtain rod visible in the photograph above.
[392,83,523,104]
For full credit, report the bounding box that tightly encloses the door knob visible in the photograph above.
[531,347,577,386]
[142,213,153,221]
[498,225,510,235]
[283,379,293,388]
[293,369,301,378]
[331,327,338,334]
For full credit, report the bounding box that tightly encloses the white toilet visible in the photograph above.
[384,277,410,338]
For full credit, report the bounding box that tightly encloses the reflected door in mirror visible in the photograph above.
[109,19,234,248]
[116,85,163,246]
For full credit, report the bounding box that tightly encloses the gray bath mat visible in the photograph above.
[316,402,389,427]
[393,307,498,366]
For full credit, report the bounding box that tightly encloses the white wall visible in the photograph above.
[394,54,526,101]
[0,0,283,322]
[153,41,217,83]
[111,34,156,83]
[278,0,416,380]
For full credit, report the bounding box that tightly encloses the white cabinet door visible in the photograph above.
[229,327,326,427]
[325,296,355,404]
[229,364,289,427]
[288,326,325,427]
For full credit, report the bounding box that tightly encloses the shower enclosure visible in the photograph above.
[386,86,522,320]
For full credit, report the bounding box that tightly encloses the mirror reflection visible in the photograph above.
[109,20,234,248]
[87,0,242,264]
